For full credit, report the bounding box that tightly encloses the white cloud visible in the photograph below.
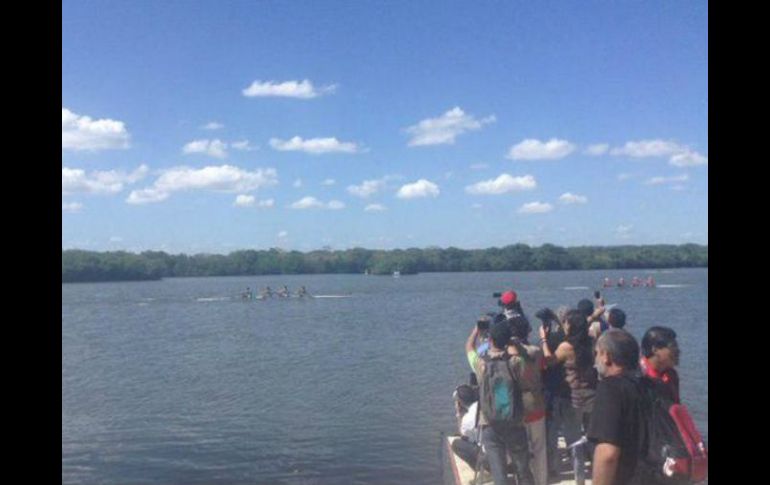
[182,139,228,158]
[671,185,687,191]
[347,178,387,198]
[278,230,288,238]
[610,139,683,158]
[289,196,345,210]
[645,174,689,185]
[62,164,149,195]
[610,139,708,167]
[616,224,633,239]
[321,178,336,186]
[242,79,336,98]
[233,194,275,209]
[202,121,224,130]
[293,179,303,188]
[518,201,554,214]
[396,179,440,199]
[62,108,131,151]
[125,187,170,204]
[290,196,324,209]
[558,192,588,204]
[126,165,278,204]
[617,173,636,181]
[269,136,361,154]
[364,203,386,212]
[471,203,483,209]
[465,174,537,195]
[231,140,256,151]
[469,163,489,170]
[234,194,255,207]
[62,201,83,213]
[507,138,576,160]
[670,149,708,167]
[405,107,495,146]
[585,143,609,156]
[109,236,123,243]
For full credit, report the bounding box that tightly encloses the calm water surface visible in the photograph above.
[62,269,707,484]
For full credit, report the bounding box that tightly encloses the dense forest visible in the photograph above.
[62,244,708,283]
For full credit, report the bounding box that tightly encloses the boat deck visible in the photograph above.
[445,435,592,485]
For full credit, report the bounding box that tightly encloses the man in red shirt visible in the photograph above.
[639,326,680,403]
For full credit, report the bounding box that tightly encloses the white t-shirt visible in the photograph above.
[460,402,480,443]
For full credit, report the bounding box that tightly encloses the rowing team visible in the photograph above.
[603,276,655,288]
[240,285,310,299]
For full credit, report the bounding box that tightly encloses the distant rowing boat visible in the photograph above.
[236,294,352,301]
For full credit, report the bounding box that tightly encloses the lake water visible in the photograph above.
[62,268,707,484]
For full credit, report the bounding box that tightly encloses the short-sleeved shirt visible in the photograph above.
[514,344,546,422]
[587,374,644,485]
[460,401,480,443]
[467,347,544,423]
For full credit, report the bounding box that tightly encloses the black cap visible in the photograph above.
[454,384,478,406]
[490,319,513,348]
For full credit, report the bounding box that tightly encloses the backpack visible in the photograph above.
[637,377,708,483]
[478,353,524,427]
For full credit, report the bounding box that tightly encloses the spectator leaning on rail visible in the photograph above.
[587,329,645,485]
[640,326,681,403]
[465,321,535,485]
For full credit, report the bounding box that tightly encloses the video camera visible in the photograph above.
[476,311,497,331]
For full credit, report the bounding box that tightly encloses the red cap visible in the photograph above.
[500,290,517,306]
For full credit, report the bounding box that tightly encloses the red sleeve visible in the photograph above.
[669,368,680,403]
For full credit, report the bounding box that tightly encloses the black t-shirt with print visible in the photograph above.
[587,374,644,485]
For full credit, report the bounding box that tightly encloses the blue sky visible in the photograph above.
[62,0,708,253]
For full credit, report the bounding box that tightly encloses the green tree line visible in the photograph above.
[62,244,707,283]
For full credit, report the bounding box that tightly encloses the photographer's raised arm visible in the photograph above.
[539,324,569,366]
[588,304,605,323]
[465,325,479,354]
[465,326,481,374]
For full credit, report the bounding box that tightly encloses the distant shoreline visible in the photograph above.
[61,266,708,285]
[62,244,707,284]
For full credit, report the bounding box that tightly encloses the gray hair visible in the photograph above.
[595,329,640,370]
[556,305,569,323]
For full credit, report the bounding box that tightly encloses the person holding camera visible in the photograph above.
[506,316,548,485]
[474,315,493,356]
[539,308,598,482]
[465,322,535,485]
[495,290,526,322]
[534,307,567,478]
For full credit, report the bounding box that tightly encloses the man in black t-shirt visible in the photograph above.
[587,329,644,485]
